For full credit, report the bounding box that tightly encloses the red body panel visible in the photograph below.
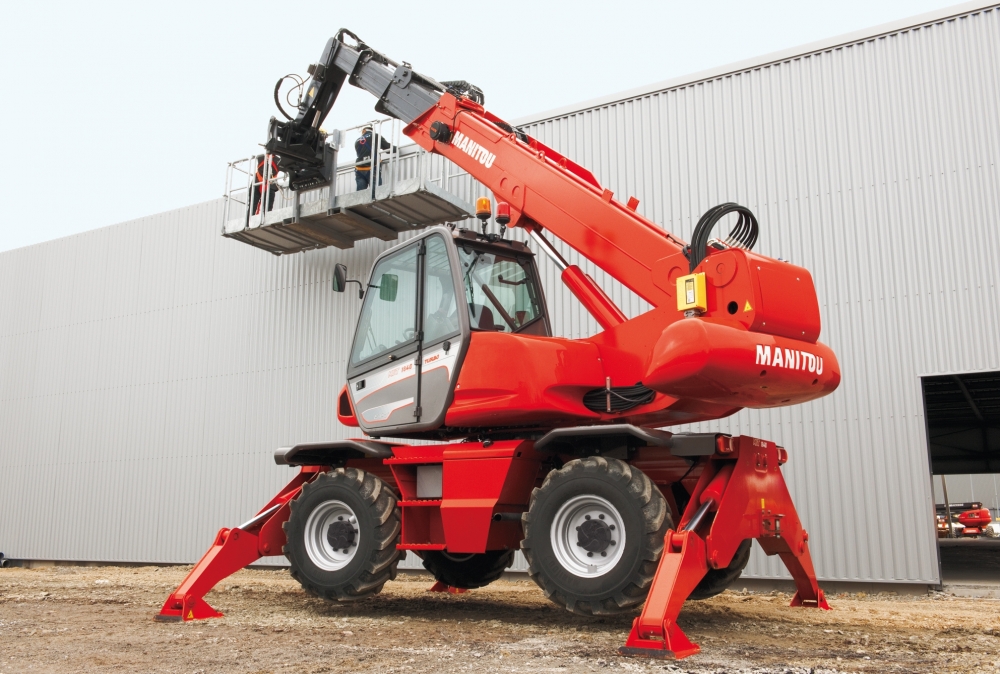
[447,332,604,428]
[644,318,840,407]
[386,440,541,554]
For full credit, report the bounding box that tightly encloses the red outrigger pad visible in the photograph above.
[619,436,829,659]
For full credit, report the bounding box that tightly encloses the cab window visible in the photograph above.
[350,244,418,366]
[422,236,460,344]
[458,245,543,332]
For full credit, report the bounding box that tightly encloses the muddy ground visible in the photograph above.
[2,565,999,673]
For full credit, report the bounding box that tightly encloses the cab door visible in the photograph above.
[346,231,467,436]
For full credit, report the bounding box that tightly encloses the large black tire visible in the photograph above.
[421,550,516,589]
[688,538,753,600]
[283,467,402,601]
[521,457,670,615]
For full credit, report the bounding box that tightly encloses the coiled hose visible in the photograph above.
[687,203,759,272]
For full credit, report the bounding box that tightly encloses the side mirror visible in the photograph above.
[332,263,347,293]
[379,273,398,302]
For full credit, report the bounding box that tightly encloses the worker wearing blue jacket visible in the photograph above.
[355,126,393,191]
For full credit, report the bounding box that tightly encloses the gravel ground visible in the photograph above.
[2,565,1000,673]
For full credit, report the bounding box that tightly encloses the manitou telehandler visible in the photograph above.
[158,29,840,658]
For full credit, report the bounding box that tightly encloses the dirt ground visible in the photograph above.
[2,565,1000,674]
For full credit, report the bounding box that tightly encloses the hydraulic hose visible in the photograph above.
[687,203,759,272]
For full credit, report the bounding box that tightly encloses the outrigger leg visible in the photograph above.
[155,467,321,622]
[619,436,830,659]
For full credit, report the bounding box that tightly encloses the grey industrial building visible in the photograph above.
[2,1,998,588]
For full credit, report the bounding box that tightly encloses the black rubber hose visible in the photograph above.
[687,203,759,272]
[274,77,294,121]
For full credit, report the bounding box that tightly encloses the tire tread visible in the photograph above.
[521,457,670,616]
[283,467,402,602]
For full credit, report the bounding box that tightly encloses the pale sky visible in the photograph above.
[0,0,970,252]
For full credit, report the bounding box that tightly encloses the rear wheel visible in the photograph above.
[521,457,670,615]
[283,467,402,601]
[421,550,515,589]
[688,538,753,600]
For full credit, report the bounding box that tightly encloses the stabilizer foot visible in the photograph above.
[427,581,467,594]
[155,594,224,622]
[618,619,700,659]
[791,588,830,610]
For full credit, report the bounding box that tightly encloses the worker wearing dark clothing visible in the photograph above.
[251,154,279,215]
[355,126,393,191]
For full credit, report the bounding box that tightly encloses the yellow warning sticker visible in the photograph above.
[744,301,753,312]
[187,610,194,620]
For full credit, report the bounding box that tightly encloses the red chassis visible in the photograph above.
[158,435,828,658]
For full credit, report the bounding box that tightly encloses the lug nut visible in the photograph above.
[338,516,343,521]
[585,515,591,520]
[601,552,607,557]
[599,514,605,520]
[610,540,616,545]
[587,552,593,557]
[610,525,615,530]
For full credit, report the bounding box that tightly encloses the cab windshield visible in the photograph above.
[458,245,543,332]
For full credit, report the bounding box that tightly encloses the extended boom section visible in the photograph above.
[165,29,843,661]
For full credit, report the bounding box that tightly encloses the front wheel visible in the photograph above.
[521,457,670,615]
[283,467,402,601]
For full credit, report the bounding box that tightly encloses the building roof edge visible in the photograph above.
[511,1,998,126]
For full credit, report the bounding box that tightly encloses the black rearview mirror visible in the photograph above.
[379,273,398,302]
[332,263,347,293]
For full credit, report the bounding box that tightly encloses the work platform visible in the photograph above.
[223,176,472,255]
[222,123,475,255]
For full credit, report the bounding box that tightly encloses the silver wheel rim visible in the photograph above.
[550,494,626,578]
[303,500,360,571]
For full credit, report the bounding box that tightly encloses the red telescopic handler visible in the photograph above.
[158,30,838,659]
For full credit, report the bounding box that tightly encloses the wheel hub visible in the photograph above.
[303,500,360,571]
[577,517,613,553]
[550,494,626,578]
[327,519,357,550]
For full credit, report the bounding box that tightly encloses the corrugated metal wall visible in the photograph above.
[2,4,998,583]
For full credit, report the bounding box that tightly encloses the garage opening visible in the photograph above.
[921,371,1000,585]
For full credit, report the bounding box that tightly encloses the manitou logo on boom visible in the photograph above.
[452,131,496,169]
[756,345,824,375]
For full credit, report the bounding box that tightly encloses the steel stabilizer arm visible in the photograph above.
[619,529,707,659]
[619,436,829,659]
[155,467,321,622]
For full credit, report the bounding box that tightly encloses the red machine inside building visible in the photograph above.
[159,29,841,659]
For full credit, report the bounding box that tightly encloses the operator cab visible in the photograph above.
[341,226,549,437]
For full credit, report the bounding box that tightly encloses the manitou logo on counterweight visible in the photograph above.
[755,345,824,374]
[452,131,496,169]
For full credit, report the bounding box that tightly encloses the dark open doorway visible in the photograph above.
[922,371,1000,474]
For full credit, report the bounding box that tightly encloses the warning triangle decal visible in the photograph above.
[744,301,753,312]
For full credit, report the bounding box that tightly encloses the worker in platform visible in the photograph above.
[251,154,279,215]
[355,125,393,191]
